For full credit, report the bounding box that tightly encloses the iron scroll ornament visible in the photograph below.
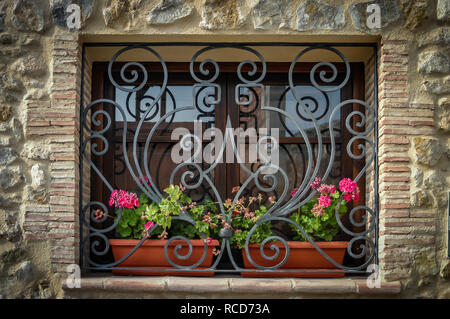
[79,43,378,274]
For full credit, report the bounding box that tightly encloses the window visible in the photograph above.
[81,44,377,275]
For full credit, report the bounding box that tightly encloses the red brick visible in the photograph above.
[26,127,77,136]
[23,224,48,232]
[26,101,51,108]
[51,182,76,188]
[379,166,410,173]
[409,103,434,109]
[383,193,410,200]
[51,205,77,212]
[51,238,76,247]
[379,211,410,218]
[380,92,409,99]
[382,236,435,246]
[380,56,408,64]
[385,220,434,227]
[381,66,408,73]
[50,190,77,196]
[410,211,435,218]
[380,119,409,126]
[381,203,410,209]
[50,258,76,264]
[51,120,76,126]
[380,185,410,191]
[409,120,434,127]
[379,157,410,164]
[379,138,409,147]
[378,74,408,83]
[51,154,77,161]
[49,222,75,230]
[27,121,50,127]
[378,102,409,108]
[51,93,78,99]
[380,176,409,182]
[381,82,408,89]
[380,49,409,56]
[25,233,49,240]
[44,111,76,119]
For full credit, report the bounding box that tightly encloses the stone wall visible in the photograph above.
[0,0,448,299]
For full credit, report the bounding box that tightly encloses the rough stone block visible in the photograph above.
[418,51,450,74]
[412,137,443,166]
[147,0,194,25]
[297,0,345,31]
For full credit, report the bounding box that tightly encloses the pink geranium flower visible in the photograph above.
[310,177,322,190]
[318,195,331,208]
[206,237,213,245]
[109,190,140,209]
[311,203,324,217]
[343,193,352,202]
[352,187,360,202]
[342,186,360,202]
[339,178,357,193]
[109,190,119,207]
[317,184,336,194]
[144,221,154,231]
[291,188,298,197]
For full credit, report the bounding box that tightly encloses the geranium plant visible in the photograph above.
[289,177,360,241]
[226,187,276,249]
[106,183,223,276]
[106,184,221,244]
[110,190,147,239]
[142,184,221,241]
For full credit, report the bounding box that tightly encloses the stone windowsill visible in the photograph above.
[62,275,402,296]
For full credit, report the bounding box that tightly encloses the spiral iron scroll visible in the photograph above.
[80,43,378,274]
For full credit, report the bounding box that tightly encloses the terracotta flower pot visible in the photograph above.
[109,238,219,276]
[241,241,348,278]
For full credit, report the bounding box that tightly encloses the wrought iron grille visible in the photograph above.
[79,42,379,275]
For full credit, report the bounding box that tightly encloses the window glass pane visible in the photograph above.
[114,86,137,122]
[267,85,341,138]
[166,85,215,124]
[238,85,341,138]
[115,85,216,136]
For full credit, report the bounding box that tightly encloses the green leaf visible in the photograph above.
[339,204,348,214]
[117,225,132,238]
[180,194,192,204]
[205,199,217,212]
[331,191,340,199]
[139,192,149,205]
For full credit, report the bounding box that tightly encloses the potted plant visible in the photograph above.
[103,184,220,276]
[228,178,360,278]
